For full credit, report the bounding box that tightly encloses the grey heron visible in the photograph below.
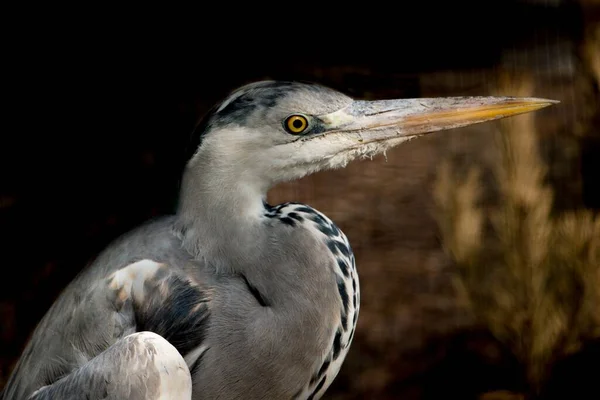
[1,80,557,400]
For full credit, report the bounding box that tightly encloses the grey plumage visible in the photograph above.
[2,81,557,400]
[29,331,192,400]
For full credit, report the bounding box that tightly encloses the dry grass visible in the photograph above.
[479,391,525,400]
[582,22,600,86]
[433,71,600,394]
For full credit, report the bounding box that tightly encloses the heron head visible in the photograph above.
[186,80,557,191]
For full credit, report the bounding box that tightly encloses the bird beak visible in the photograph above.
[320,96,559,141]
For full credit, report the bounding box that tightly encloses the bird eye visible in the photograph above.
[284,115,309,134]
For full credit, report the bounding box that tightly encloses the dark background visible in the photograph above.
[2,1,599,398]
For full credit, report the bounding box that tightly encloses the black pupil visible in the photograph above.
[292,118,304,129]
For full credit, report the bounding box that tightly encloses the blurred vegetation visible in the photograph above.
[433,71,600,398]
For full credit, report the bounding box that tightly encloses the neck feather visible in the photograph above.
[175,158,268,267]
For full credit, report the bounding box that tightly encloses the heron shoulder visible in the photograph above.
[106,259,212,356]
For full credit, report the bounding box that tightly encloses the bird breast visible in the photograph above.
[263,202,360,399]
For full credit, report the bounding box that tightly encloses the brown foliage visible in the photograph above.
[433,72,600,393]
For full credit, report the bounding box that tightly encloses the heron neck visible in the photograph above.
[175,161,268,265]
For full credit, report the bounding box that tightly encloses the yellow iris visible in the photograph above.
[285,115,308,134]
